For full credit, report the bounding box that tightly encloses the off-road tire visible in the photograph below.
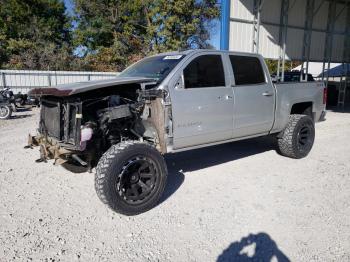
[277,114,315,159]
[95,141,168,216]
[0,105,12,119]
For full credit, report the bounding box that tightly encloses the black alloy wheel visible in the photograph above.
[277,114,315,159]
[117,156,159,204]
[95,141,168,215]
[296,123,313,153]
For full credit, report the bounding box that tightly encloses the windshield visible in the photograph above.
[119,55,185,83]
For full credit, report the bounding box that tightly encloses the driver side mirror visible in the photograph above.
[174,74,185,89]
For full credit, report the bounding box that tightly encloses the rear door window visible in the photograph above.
[229,55,266,85]
[184,55,225,88]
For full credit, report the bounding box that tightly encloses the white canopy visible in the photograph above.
[292,62,341,77]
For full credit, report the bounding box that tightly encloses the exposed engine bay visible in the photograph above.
[28,81,169,170]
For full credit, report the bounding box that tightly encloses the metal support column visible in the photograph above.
[322,0,337,86]
[47,74,52,87]
[1,72,6,90]
[300,0,315,81]
[338,0,350,108]
[220,0,231,50]
[277,0,289,82]
[252,0,264,53]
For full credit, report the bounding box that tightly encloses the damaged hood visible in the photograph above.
[28,77,156,97]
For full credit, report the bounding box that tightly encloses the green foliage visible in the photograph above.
[73,0,219,71]
[1,0,219,71]
[148,0,219,52]
[265,59,300,74]
[0,0,71,69]
[73,0,150,71]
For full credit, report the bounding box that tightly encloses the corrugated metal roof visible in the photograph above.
[228,0,350,62]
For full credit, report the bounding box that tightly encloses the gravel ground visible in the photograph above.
[0,108,349,262]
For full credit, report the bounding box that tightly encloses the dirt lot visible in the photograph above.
[0,108,349,261]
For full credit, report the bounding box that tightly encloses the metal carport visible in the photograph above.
[220,0,350,108]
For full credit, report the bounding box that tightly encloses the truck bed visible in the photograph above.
[271,81,326,133]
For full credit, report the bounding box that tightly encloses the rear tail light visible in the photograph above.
[323,88,327,105]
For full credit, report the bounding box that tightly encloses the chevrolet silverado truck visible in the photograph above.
[27,50,327,215]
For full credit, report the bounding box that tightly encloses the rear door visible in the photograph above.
[169,53,234,149]
[229,55,275,137]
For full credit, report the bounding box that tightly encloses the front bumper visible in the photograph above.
[27,134,79,165]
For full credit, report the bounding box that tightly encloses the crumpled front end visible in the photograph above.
[26,96,94,168]
[26,80,166,171]
[27,134,77,165]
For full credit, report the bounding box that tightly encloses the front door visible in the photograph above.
[170,54,234,149]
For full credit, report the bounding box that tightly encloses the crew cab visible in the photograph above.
[27,50,327,215]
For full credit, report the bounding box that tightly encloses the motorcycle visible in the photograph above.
[0,88,16,120]
[14,92,28,107]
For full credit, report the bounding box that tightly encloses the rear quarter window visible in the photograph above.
[229,55,266,85]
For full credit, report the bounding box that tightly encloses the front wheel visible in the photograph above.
[277,114,315,159]
[95,141,168,215]
[0,105,12,119]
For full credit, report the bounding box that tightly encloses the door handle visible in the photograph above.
[262,91,273,97]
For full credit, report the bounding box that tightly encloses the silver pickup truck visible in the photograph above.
[28,49,327,215]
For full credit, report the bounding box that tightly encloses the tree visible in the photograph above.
[0,0,219,71]
[148,0,219,52]
[74,0,219,71]
[265,59,300,74]
[74,0,150,71]
[0,0,72,69]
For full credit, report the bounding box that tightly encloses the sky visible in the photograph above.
[210,20,221,49]
[63,0,74,15]
[62,0,221,50]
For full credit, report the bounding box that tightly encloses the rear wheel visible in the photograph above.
[0,105,12,119]
[277,114,315,159]
[95,141,168,215]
